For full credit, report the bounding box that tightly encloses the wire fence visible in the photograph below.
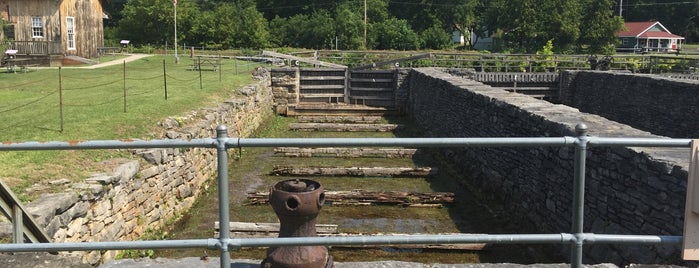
[0,57,261,135]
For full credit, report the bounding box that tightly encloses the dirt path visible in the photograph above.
[66,54,153,69]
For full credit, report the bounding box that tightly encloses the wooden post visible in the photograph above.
[12,204,22,243]
[123,60,127,113]
[59,67,63,132]
[163,60,168,100]
[198,57,203,89]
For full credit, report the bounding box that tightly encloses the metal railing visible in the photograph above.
[0,124,691,268]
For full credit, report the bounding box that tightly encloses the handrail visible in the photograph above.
[0,123,692,268]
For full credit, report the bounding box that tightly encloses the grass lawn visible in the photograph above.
[0,55,267,200]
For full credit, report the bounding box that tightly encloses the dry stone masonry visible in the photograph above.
[405,68,690,265]
[1,72,273,265]
[560,71,699,138]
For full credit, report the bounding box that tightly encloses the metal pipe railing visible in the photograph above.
[0,124,692,268]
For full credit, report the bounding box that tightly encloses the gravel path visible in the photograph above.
[66,54,153,69]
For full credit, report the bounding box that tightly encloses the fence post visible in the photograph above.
[199,57,203,90]
[216,125,231,268]
[123,61,127,113]
[163,60,168,100]
[59,67,64,133]
[12,204,22,243]
[571,123,589,268]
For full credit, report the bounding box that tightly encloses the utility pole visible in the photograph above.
[174,0,179,64]
[364,0,367,50]
[619,0,623,17]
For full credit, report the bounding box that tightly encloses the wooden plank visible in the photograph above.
[349,78,394,83]
[299,85,345,90]
[300,76,346,81]
[350,87,394,92]
[296,116,383,124]
[350,96,394,101]
[247,189,452,206]
[273,147,417,158]
[215,221,338,234]
[270,166,432,177]
[300,94,346,98]
[289,123,402,132]
[0,180,52,246]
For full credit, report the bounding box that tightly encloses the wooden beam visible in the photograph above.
[270,166,432,177]
[262,50,347,69]
[297,115,384,124]
[289,123,402,132]
[0,180,53,248]
[350,53,432,70]
[273,147,417,158]
[247,190,453,207]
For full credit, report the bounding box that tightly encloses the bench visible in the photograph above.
[5,58,33,73]
[97,47,121,56]
[190,57,220,71]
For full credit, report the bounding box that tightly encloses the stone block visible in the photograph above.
[89,221,105,236]
[85,173,116,185]
[113,161,140,184]
[73,183,104,200]
[137,150,163,165]
[176,183,193,199]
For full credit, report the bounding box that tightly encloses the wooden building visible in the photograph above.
[617,21,684,53]
[1,0,105,61]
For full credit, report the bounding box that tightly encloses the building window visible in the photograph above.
[31,17,43,38]
[66,17,75,50]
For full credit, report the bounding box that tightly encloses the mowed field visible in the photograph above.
[0,55,266,200]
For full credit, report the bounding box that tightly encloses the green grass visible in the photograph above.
[0,55,267,200]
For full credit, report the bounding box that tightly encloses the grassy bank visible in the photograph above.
[0,55,265,200]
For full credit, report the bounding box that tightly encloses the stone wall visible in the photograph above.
[271,68,299,115]
[560,71,699,138]
[406,68,690,265]
[9,73,273,265]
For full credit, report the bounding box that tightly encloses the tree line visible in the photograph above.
[106,0,698,54]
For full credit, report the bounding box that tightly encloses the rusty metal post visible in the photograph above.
[262,179,333,268]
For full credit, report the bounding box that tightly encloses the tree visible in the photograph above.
[231,2,271,49]
[334,3,364,50]
[269,11,335,49]
[188,3,269,49]
[368,18,420,50]
[496,0,582,53]
[118,0,199,46]
[579,0,624,54]
[420,23,452,50]
[445,0,503,49]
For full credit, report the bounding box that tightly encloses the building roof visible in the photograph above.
[618,21,684,39]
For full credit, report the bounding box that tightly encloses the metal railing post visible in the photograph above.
[216,125,231,268]
[571,123,589,267]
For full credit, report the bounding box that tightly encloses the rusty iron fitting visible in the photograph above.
[262,179,333,268]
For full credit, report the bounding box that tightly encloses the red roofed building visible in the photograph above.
[617,21,684,53]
